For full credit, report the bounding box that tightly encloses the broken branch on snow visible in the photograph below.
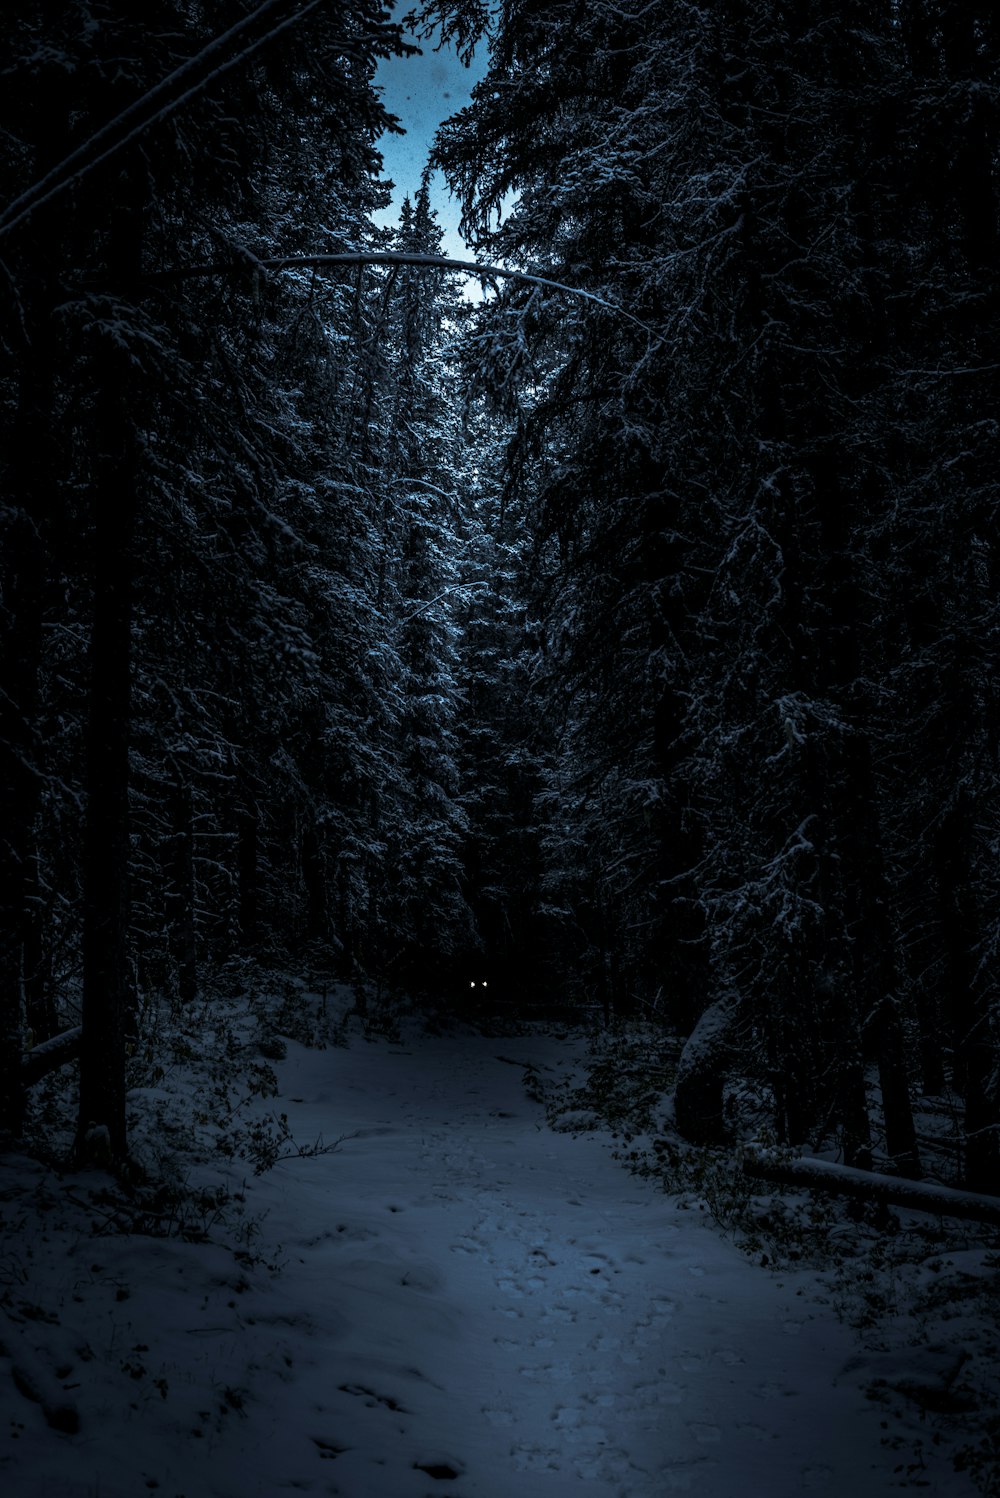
[743,1149,1000,1227]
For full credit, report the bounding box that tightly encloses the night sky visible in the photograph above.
[372,10,489,257]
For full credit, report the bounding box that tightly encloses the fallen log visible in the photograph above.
[743,1150,1000,1228]
[21,1027,83,1087]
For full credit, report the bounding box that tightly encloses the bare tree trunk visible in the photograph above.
[75,169,143,1168]
[165,770,197,1003]
[935,791,999,1191]
[302,821,327,943]
[76,430,136,1165]
[23,841,56,1042]
[874,996,920,1178]
[0,296,56,1135]
[236,762,260,948]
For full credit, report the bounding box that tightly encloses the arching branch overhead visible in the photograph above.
[148,251,659,338]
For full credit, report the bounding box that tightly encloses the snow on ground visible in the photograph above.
[0,998,988,1497]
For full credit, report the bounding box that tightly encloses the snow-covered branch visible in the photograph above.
[21,1026,83,1087]
[744,1150,1000,1227]
[149,252,660,338]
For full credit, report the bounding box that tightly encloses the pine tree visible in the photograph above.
[0,0,408,1155]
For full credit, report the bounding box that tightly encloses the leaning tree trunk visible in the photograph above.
[673,998,735,1145]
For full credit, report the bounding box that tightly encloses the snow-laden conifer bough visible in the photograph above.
[145,251,665,345]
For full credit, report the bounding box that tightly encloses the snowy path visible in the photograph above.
[4,1025,976,1497]
[227,1031,916,1498]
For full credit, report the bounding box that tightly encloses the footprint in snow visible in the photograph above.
[801,1464,835,1489]
[581,1387,617,1407]
[518,1363,566,1383]
[529,1246,556,1266]
[482,1405,516,1427]
[736,1421,776,1442]
[596,1447,637,1482]
[333,1223,379,1243]
[663,1458,718,1491]
[551,1411,610,1447]
[540,1304,576,1324]
[632,1379,683,1407]
[511,1443,561,1473]
[337,1382,409,1413]
[414,1456,465,1481]
[400,1265,440,1292]
[312,1436,349,1459]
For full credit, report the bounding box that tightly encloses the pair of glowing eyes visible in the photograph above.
[469,980,489,988]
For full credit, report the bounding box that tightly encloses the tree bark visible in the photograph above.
[75,168,144,1168]
[23,841,56,1043]
[935,791,999,1191]
[302,821,327,943]
[0,294,56,1135]
[76,438,136,1165]
[872,996,921,1178]
[236,764,260,948]
[165,771,197,1003]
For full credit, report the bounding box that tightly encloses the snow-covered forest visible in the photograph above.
[2,3,1000,1495]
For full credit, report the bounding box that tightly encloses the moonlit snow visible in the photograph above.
[0,1011,977,1497]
